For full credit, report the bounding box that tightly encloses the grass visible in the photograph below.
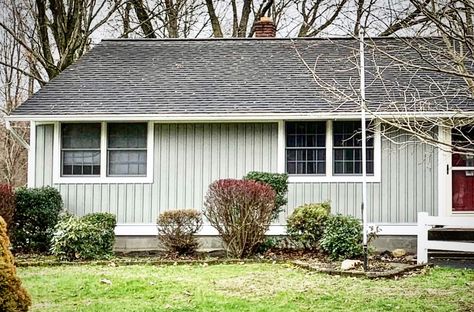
[18,263,473,312]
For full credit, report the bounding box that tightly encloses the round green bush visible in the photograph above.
[320,214,363,260]
[286,202,330,249]
[51,212,116,261]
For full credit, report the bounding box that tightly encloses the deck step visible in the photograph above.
[428,227,474,241]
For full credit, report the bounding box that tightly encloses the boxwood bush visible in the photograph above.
[51,212,117,261]
[204,179,276,258]
[244,171,288,219]
[286,202,331,249]
[320,214,363,260]
[157,209,202,255]
[12,187,63,253]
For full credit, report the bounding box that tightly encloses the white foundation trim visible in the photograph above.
[115,224,418,236]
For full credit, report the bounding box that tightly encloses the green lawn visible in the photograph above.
[18,263,473,312]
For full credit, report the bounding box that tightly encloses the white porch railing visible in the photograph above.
[417,212,474,264]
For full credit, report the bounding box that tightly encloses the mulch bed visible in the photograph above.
[14,248,431,279]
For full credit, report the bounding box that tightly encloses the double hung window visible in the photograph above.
[285,120,376,178]
[60,122,149,179]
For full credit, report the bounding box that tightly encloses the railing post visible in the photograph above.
[417,212,430,264]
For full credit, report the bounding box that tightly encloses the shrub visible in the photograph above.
[286,202,331,249]
[12,187,63,253]
[51,212,117,261]
[244,171,288,219]
[320,214,363,260]
[0,184,15,232]
[0,216,32,312]
[157,209,202,255]
[204,179,276,258]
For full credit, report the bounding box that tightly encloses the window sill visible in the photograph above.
[53,176,153,184]
[288,175,381,183]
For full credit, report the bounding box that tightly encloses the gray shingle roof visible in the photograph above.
[10,37,474,116]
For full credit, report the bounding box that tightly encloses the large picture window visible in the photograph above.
[333,121,374,175]
[107,123,147,176]
[61,123,101,176]
[286,121,326,174]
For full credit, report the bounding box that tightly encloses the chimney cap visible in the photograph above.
[260,16,273,23]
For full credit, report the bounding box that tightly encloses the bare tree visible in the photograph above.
[0,0,123,82]
[0,13,29,186]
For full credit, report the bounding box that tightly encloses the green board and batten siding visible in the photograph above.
[34,123,438,224]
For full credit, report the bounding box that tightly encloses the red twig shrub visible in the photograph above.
[204,179,276,258]
[0,216,31,312]
[0,184,15,232]
[157,209,202,256]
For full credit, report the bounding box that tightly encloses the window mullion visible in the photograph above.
[326,120,333,177]
[100,122,107,178]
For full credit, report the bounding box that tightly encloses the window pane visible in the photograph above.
[333,121,373,147]
[108,123,147,148]
[286,122,325,147]
[62,151,100,176]
[108,150,147,176]
[61,123,101,148]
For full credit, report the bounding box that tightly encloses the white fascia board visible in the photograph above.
[5,111,472,122]
[116,224,418,236]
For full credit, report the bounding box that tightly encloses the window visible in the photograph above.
[283,120,379,181]
[107,123,147,176]
[61,123,101,176]
[333,121,374,175]
[56,122,153,183]
[286,121,326,174]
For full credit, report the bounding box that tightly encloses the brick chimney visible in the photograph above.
[254,17,276,38]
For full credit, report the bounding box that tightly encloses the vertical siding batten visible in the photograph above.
[35,123,437,225]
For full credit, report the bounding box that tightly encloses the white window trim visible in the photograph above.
[279,120,381,183]
[53,121,154,184]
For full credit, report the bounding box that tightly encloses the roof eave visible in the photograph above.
[4,111,472,122]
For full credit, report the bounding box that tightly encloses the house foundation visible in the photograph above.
[114,235,417,255]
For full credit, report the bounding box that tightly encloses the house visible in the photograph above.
[6,19,474,252]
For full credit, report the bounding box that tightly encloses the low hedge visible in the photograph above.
[287,202,331,249]
[157,209,202,255]
[12,187,63,253]
[51,213,117,261]
[320,214,363,260]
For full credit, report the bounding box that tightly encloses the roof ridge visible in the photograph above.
[101,36,444,43]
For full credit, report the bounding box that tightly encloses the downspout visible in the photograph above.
[5,120,30,150]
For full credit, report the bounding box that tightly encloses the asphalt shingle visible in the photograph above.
[11,37,474,116]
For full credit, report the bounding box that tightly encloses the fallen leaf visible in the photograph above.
[100,279,112,285]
